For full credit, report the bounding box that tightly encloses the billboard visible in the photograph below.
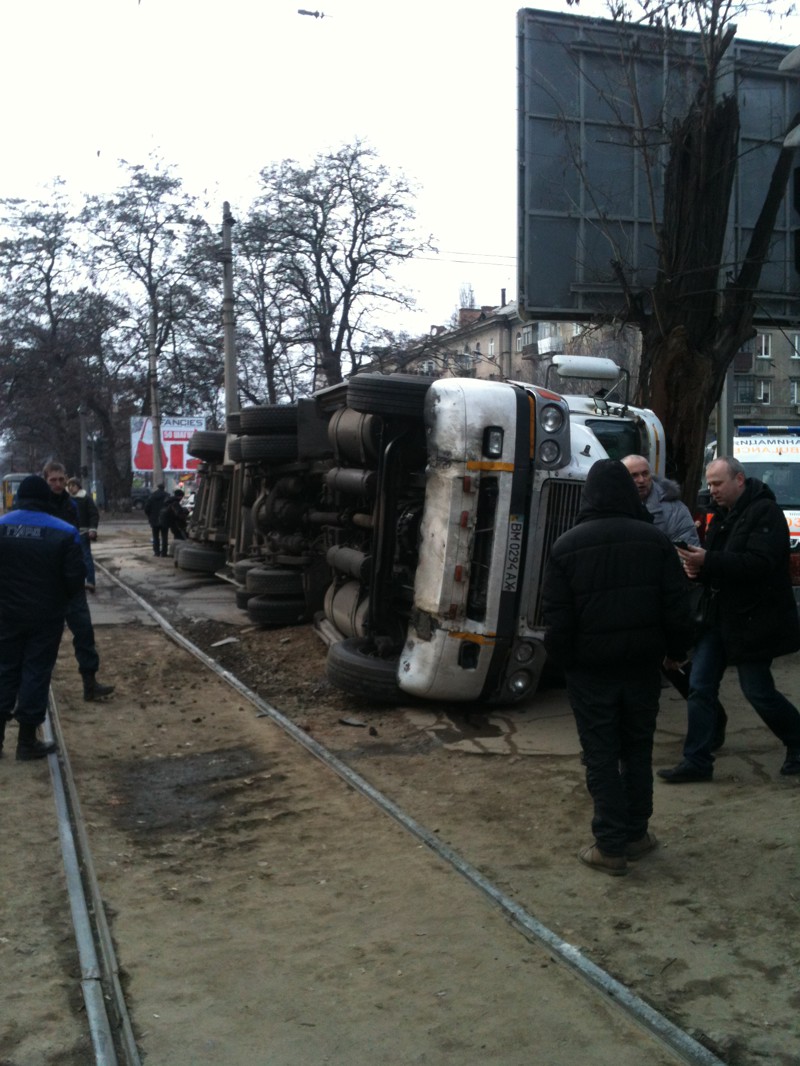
[518,8,800,324]
[130,416,207,473]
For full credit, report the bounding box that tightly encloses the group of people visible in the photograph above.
[543,454,800,876]
[0,464,114,762]
[143,483,188,557]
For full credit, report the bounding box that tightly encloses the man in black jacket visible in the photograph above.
[43,461,114,701]
[542,460,692,876]
[661,457,800,783]
[0,476,85,759]
[144,483,169,557]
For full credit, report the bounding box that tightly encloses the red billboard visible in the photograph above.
[130,416,207,473]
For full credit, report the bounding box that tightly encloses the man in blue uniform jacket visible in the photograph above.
[0,476,85,760]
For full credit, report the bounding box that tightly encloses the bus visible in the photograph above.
[1,472,35,511]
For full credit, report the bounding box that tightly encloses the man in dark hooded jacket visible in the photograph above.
[662,457,800,783]
[542,459,692,876]
[0,476,85,759]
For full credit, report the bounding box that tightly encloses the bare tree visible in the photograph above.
[254,141,432,387]
[82,159,221,484]
[0,186,137,495]
[233,212,307,404]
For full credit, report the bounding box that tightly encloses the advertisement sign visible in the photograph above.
[130,416,207,473]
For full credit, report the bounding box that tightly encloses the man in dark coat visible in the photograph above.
[43,461,114,701]
[542,459,692,876]
[144,482,170,557]
[661,457,800,783]
[0,476,86,759]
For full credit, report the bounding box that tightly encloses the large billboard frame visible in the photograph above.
[518,8,800,324]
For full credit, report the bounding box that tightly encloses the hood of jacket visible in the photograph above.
[576,458,652,525]
[651,477,683,503]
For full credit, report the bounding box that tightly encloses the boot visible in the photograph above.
[16,721,57,761]
[83,674,115,701]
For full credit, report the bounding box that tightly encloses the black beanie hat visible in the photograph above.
[17,475,51,503]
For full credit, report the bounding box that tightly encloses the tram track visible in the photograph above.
[36,558,728,1066]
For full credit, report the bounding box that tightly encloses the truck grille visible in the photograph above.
[531,478,584,626]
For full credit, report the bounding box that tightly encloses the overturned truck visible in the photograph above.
[183,357,665,704]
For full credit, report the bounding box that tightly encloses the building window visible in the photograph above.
[756,333,772,359]
[420,358,436,376]
[522,325,534,347]
[488,337,495,357]
[791,379,800,404]
[790,334,800,359]
[756,378,771,404]
[515,332,522,352]
[734,376,754,404]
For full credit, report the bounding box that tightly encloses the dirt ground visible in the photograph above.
[2,521,799,1065]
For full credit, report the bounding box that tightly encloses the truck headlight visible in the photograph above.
[541,404,564,433]
[539,440,561,465]
[483,426,504,459]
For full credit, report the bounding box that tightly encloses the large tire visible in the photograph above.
[346,374,435,417]
[246,595,307,626]
[187,430,227,462]
[177,545,226,573]
[240,434,298,463]
[235,586,253,610]
[239,404,299,435]
[245,566,304,596]
[228,437,243,463]
[226,411,242,434]
[232,558,263,583]
[326,637,402,703]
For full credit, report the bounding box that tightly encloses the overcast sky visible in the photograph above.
[1,1,796,336]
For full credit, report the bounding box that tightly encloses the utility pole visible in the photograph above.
[78,407,89,479]
[221,202,237,423]
[149,307,164,486]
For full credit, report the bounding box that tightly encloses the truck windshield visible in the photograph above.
[737,462,800,507]
[584,419,642,461]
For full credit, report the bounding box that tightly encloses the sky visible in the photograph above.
[1,0,797,337]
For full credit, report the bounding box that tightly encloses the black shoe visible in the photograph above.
[17,738,58,761]
[657,761,713,784]
[780,749,800,775]
[83,678,115,701]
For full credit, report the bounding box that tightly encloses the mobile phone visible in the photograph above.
[673,540,688,549]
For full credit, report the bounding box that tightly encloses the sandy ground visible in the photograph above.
[1,521,799,1065]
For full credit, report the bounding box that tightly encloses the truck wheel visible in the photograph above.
[240,434,298,463]
[245,566,304,596]
[235,586,253,610]
[187,430,227,462]
[239,404,299,434]
[228,437,243,462]
[246,595,307,626]
[226,410,242,434]
[177,545,226,573]
[326,638,402,703]
[346,374,435,417]
[232,558,263,583]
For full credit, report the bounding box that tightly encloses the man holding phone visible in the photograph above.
[662,457,800,782]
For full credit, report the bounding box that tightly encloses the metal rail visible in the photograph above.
[97,560,726,1066]
[44,696,141,1066]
